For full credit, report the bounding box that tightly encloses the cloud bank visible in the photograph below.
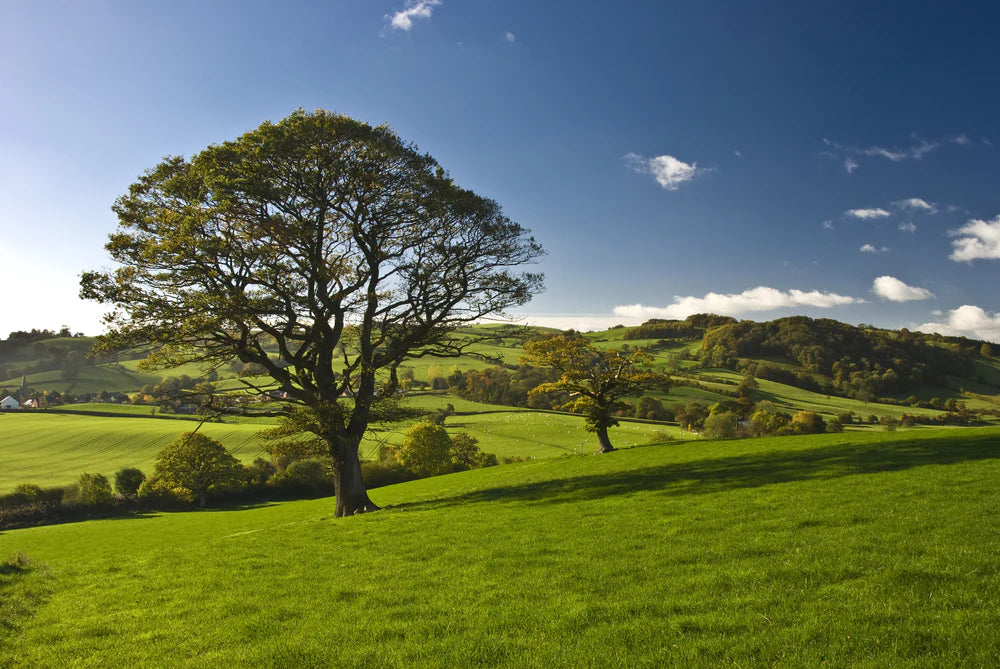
[614,286,863,320]
[872,276,934,302]
[949,215,1000,261]
[916,305,1000,343]
[625,153,706,190]
[386,0,441,31]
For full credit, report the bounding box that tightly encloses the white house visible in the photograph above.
[0,396,19,410]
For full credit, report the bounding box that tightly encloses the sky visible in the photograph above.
[2,1,1000,341]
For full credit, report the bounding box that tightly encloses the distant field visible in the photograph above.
[361,409,691,460]
[2,428,998,666]
[0,397,682,492]
[0,414,267,492]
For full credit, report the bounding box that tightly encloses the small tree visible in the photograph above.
[703,411,738,439]
[150,432,247,506]
[395,421,453,476]
[449,432,497,469]
[789,410,826,435]
[73,473,114,506]
[522,336,669,452]
[114,467,146,497]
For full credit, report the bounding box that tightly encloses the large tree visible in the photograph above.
[81,109,544,516]
[521,336,669,452]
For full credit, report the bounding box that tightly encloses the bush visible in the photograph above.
[66,473,114,506]
[644,430,675,444]
[246,458,277,486]
[449,433,497,470]
[703,411,738,439]
[360,460,417,489]
[11,483,44,504]
[268,459,335,495]
[114,468,146,497]
[790,411,826,435]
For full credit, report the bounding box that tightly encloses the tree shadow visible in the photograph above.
[392,431,1000,512]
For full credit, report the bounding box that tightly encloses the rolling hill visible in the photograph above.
[2,427,998,666]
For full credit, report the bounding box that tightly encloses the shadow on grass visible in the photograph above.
[394,431,1000,511]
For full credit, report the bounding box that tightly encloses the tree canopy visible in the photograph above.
[521,335,669,452]
[81,109,544,515]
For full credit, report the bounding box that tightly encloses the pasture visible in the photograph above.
[1,428,998,666]
[0,402,681,493]
[0,414,267,492]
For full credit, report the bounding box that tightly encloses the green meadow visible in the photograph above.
[0,402,682,493]
[2,428,998,666]
[0,414,266,492]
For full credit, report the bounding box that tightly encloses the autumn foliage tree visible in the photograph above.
[81,109,544,516]
[521,336,669,452]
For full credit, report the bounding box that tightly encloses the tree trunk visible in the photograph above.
[596,424,615,453]
[332,440,379,517]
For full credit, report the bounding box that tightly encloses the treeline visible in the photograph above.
[699,316,988,399]
[623,314,737,341]
[448,365,565,408]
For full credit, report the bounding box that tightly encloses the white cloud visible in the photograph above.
[872,276,934,302]
[862,146,909,162]
[624,153,707,190]
[733,149,742,158]
[613,286,863,320]
[847,208,891,219]
[512,313,641,332]
[504,31,516,42]
[822,220,834,230]
[949,215,1000,261]
[860,244,889,253]
[898,221,917,233]
[893,197,936,213]
[916,305,1000,343]
[822,135,968,171]
[386,0,441,31]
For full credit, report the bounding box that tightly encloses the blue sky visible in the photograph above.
[2,1,1000,340]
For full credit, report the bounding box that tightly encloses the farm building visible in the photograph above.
[1,395,19,410]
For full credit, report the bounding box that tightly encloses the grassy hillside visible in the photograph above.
[1,428,998,666]
[0,402,682,493]
[0,414,267,492]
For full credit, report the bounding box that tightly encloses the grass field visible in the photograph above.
[0,414,268,492]
[1,428,998,666]
[0,399,680,493]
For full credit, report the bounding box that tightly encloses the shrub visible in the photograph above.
[449,433,497,470]
[826,417,844,433]
[246,458,278,486]
[114,468,146,497]
[703,411,738,439]
[644,430,675,444]
[11,483,43,504]
[790,410,826,435]
[66,473,114,506]
[360,460,417,489]
[268,459,335,495]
